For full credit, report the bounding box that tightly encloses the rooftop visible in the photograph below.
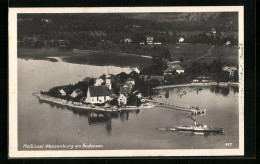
[88,86,111,97]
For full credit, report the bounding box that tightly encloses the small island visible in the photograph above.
[34,54,238,114]
[34,68,156,112]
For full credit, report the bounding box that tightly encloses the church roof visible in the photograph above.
[88,86,111,97]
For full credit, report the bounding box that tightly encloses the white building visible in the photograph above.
[178,37,184,43]
[59,89,66,96]
[85,86,111,104]
[146,36,154,44]
[118,93,128,106]
[225,41,231,46]
[211,28,217,34]
[94,78,104,86]
[133,67,140,74]
[222,65,237,76]
[105,74,112,90]
[172,65,185,74]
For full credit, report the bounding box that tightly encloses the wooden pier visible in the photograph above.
[146,99,206,115]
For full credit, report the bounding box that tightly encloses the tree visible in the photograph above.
[117,72,128,84]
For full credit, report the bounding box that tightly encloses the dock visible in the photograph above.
[145,99,206,115]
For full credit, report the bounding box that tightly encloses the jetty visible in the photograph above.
[145,99,206,115]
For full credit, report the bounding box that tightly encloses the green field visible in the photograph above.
[18,43,238,68]
[167,43,238,64]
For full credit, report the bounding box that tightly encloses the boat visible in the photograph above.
[175,120,224,133]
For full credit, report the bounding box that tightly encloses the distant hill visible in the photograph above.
[17,13,238,50]
[121,13,221,23]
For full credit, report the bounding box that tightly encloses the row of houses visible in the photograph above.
[122,36,162,45]
[191,75,214,83]
[58,73,141,106]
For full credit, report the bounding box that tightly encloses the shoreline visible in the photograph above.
[33,92,154,112]
[154,82,239,89]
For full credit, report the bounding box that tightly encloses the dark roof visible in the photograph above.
[173,65,184,70]
[88,86,111,97]
[73,89,83,95]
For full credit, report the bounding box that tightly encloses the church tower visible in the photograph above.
[106,74,112,90]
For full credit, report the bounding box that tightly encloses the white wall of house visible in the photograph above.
[106,79,112,89]
[176,70,185,74]
[59,89,66,96]
[70,91,78,98]
[85,95,110,104]
[118,94,127,105]
[94,78,104,86]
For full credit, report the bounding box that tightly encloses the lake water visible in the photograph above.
[18,58,239,150]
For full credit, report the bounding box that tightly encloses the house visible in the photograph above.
[118,93,129,106]
[222,65,237,77]
[163,67,175,75]
[124,38,132,44]
[85,86,111,104]
[70,89,83,98]
[225,41,231,46]
[146,36,154,44]
[136,93,142,98]
[105,74,112,90]
[59,89,66,96]
[211,28,217,34]
[132,67,140,74]
[167,61,181,67]
[172,65,185,74]
[178,37,185,43]
[94,78,104,86]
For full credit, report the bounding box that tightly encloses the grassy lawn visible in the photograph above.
[167,43,238,64]
[18,43,238,68]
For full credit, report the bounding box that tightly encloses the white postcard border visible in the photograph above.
[8,6,244,157]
